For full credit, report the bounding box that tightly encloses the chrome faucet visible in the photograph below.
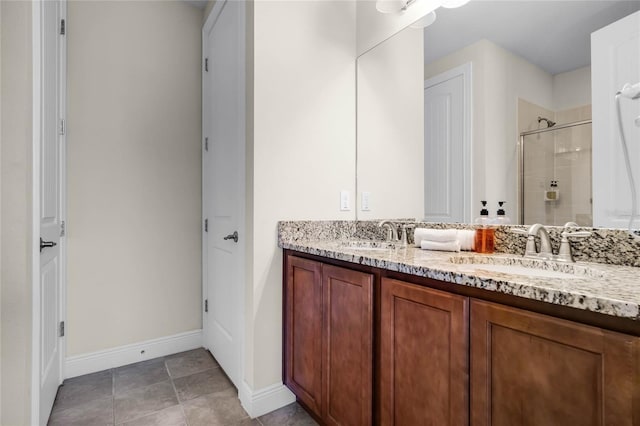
[513,222,591,262]
[378,220,398,242]
[513,223,554,260]
[378,220,414,247]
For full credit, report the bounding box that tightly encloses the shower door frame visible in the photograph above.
[519,119,592,225]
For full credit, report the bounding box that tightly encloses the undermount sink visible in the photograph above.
[448,255,605,280]
[340,240,397,251]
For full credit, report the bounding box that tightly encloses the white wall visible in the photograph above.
[0,0,3,415]
[424,39,553,220]
[249,0,356,390]
[67,1,203,356]
[1,2,34,424]
[357,26,424,220]
[553,65,591,112]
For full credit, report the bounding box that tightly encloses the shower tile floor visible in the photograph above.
[48,348,317,426]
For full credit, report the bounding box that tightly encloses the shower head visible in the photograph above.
[538,117,556,128]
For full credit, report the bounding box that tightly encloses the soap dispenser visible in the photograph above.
[474,201,495,254]
[495,201,511,225]
[545,180,560,201]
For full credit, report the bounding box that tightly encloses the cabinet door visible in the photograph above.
[285,256,323,417]
[380,278,469,425]
[322,264,373,426]
[471,299,640,426]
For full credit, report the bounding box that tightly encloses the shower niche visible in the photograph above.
[520,102,593,226]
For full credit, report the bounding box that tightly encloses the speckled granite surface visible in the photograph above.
[278,220,640,320]
[279,220,640,267]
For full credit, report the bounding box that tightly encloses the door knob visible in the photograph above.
[223,231,238,243]
[40,238,57,252]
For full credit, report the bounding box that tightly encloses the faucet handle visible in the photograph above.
[557,227,591,262]
[563,231,592,239]
[562,222,591,238]
[511,228,537,257]
[561,222,591,239]
[399,224,415,246]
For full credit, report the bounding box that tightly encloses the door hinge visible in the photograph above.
[59,321,65,337]
[204,299,208,313]
[59,119,65,135]
[60,19,65,35]
[60,221,66,237]
[205,58,209,72]
[204,137,209,152]
[204,219,208,233]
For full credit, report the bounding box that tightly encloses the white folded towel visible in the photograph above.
[420,240,461,252]
[456,230,476,251]
[414,228,475,251]
[414,228,457,243]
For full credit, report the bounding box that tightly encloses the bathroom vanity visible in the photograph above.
[279,222,640,425]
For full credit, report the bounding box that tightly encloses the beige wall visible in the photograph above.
[357,26,424,220]
[424,39,554,221]
[1,2,34,424]
[0,1,3,415]
[67,1,203,356]
[204,0,216,21]
[553,65,591,112]
[249,0,356,389]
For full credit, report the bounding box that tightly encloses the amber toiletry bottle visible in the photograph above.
[474,201,495,254]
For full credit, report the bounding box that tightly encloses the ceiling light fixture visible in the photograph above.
[376,0,415,14]
[441,0,471,8]
[410,10,437,29]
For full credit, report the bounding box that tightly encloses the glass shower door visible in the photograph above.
[521,122,592,226]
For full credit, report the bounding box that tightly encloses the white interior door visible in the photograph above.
[423,64,470,223]
[36,1,65,424]
[202,0,245,388]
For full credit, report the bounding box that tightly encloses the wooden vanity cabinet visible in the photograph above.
[471,299,640,426]
[380,278,469,425]
[284,252,640,426]
[285,256,323,417]
[285,255,374,425]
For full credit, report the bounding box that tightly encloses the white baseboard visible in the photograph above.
[65,329,203,379]
[239,381,296,418]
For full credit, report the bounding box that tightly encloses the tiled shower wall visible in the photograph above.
[520,100,592,226]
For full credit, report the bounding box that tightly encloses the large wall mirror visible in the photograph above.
[356,0,640,229]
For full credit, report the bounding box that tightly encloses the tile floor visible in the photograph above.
[48,348,318,426]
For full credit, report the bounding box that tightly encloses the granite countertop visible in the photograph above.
[280,238,640,321]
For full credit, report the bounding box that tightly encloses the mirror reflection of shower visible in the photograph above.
[520,118,592,227]
[538,116,556,128]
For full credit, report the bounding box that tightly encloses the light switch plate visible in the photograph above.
[340,190,350,211]
[361,192,371,211]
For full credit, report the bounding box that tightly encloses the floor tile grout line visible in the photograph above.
[112,380,181,425]
[112,369,116,426]
[51,349,259,426]
[166,359,190,426]
[168,364,221,381]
